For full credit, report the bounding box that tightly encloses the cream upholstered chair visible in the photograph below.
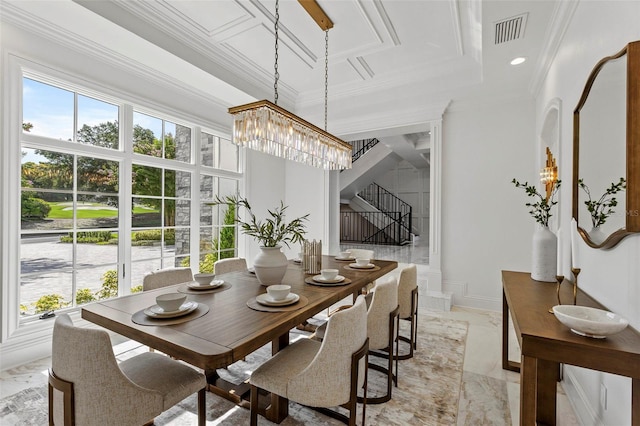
[48,314,206,426]
[362,276,399,404]
[250,296,369,426]
[213,257,247,275]
[142,267,193,291]
[396,264,418,360]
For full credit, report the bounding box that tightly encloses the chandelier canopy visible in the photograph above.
[228,0,352,170]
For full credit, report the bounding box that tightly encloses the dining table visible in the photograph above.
[81,255,397,423]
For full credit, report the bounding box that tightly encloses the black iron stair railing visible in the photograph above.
[349,138,379,162]
[339,183,413,245]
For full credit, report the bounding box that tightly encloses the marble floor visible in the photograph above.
[1,241,580,425]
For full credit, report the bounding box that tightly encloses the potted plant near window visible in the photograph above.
[210,195,309,285]
[512,178,561,282]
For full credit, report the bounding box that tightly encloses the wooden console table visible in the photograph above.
[502,270,640,425]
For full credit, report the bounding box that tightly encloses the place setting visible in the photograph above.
[132,292,209,326]
[177,273,231,294]
[247,285,308,312]
[305,268,353,287]
[343,258,380,272]
[334,250,355,262]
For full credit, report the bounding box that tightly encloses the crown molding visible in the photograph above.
[529,0,579,97]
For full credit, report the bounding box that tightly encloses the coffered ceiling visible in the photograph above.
[7,0,563,166]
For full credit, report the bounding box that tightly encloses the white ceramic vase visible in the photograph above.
[589,226,606,244]
[253,246,288,286]
[531,225,557,282]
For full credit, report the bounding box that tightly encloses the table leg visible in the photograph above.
[520,355,537,425]
[503,291,520,372]
[265,332,290,423]
[632,378,640,426]
[536,359,558,425]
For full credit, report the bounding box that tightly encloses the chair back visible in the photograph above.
[51,314,161,425]
[347,248,375,260]
[213,257,247,275]
[367,277,399,350]
[288,296,368,407]
[398,264,418,318]
[142,267,192,291]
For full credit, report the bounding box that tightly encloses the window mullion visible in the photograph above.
[120,104,134,295]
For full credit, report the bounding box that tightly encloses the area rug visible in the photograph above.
[0,315,468,425]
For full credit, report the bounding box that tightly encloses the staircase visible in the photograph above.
[341,182,413,245]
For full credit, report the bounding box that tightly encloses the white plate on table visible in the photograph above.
[312,274,345,284]
[349,263,375,269]
[334,256,355,261]
[144,301,198,318]
[256,293,300,306]
[187,280,224,290]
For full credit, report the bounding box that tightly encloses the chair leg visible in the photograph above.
[250,384,259,426]
[197,388,206,426]
[48,369,74,426]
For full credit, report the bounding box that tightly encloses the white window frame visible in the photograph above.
[1,55,243,343]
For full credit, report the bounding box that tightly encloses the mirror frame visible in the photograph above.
[573,40,640,249]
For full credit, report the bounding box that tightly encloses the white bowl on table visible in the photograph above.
[193,273,215,285]
[355,258,370,267]
[320,269,339,281]
[267,285,291,301]
[156,293,187,312]
[552,305,629,338]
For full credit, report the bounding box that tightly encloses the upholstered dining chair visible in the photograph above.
[213,257,247,275]
[396,264,418,360]
[142,267,193,291]
[249,296,369,426]
[360,276,399,404]
[48,314,206,426]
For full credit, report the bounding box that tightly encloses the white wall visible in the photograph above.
[441,97,536,310]
[536,2,640,425]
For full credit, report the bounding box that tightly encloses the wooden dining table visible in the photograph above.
[82,255,397,423]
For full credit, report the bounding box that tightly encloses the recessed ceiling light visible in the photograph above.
[510,57,527,66]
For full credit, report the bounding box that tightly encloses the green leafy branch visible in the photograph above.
[578,177,626,228]
[512,178,561,227]
[209,195,309,248]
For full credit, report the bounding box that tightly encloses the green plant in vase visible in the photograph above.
[512,178,561,227]
[512,178,561,282]
[209,195,309,285]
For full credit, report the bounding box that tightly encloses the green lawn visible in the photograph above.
[47,202,158,219]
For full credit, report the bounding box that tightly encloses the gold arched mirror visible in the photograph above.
[573,40,640,249]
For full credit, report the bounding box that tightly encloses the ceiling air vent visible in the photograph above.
[494,13,528,44]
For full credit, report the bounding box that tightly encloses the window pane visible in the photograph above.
[131,228,163,260]
[201,132,215,167]
[132,165,162,197]
[21,271,73,317]
[76,231,118,265]
[175,228,190,258]
[174,170,191,198]
[77,95,119,149]
[133,112,162,157]
[219,136,239,172]
[173,199,191,227]
[22,149,73,191]
[168,122,191,163]
[78,157,119,194]
[132,198,161,228]
[22,78,74,141]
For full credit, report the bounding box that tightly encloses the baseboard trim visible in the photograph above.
[562,365,603,426]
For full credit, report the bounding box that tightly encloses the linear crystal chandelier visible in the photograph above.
[228,0,352,170]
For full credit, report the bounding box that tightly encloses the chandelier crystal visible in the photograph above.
[229,100,352,170]
[228,0,351,170]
